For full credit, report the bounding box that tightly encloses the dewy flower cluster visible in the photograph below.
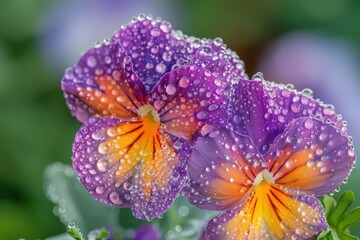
[62,15,356,239]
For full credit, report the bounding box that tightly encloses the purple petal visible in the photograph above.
[206,185,327,240]
[265,117,356,196]
[72,117,190,219]
[228,78,347,154]
[182,128,265,211]
[61,40,147,123]
[148,66,228,141]
[190,38,247,89]
[112,18,193,91]
[112,17,246,92]
[133,224,161,240]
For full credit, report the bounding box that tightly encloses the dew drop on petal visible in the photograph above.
[160,21,171,33]
[150,28,161,37]
[109,191,123,205]
[200,124,216,136]
[123,181,133,191]
[302,88,313,97]
[304,119,314,129]
[179,76,189,88]
[196,111,207,120]
[98,143,109,154]
[173,140,183,150]
[87,56,97,68]
[91,131,102,140]
[290,103,300,113]
[162,51,172,62]
[155,63,166,74]
[319,133,327,141]
[166,84,176,95]
[208,104,219,111]
[348,149,355,157]
[153,100,164,110]
[97,158,109,172]
[95,186,105,194]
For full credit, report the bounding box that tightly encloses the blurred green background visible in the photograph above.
[1,0,360,239]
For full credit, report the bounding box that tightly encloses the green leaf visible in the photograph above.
[323,195,337,219]
[44,163,120,233]
[338,231,359,240]
[317,230,331,240]
[67,223,85,240]
[45,233,75,240]
[338,207,360,232]
[87,228,111,240]
[329,191,355,226]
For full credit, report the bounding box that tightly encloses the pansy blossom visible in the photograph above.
[184,76,356,239]
[61,16,245,220]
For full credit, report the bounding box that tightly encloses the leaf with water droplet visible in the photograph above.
[44,163,120,233]
[67,223,84,240]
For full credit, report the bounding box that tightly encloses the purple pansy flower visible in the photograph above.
[61,15,244,220]
[184,76,356,239]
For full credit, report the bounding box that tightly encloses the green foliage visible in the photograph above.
[156,196,217,239]
[44,163,120,233]
[67,223,85,240]
[318,191,360,240]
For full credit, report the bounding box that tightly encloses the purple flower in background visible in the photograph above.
[61,16,244,219]
[184,76,356,239]
[132,224,161,240]
[258,31,360,151]
[39,0,183,71]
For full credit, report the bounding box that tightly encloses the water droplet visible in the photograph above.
[302,88,313,97]
[348,149,355,157]
[213,37,223,46]
[162,51,172,62]
[304,119,314,129]
[153,100,164,110]
[97,159,109,172]
[196,111,207,120]
[91,131,102,140]
[208,104,219,111]
[251,72,264,81]
[316,149,324,156]
[200,124,215,136]
[87,56,97,68]
[95,186,105,194]
[179,76,189,88]
[178,206,189,217]
[323,104,335,115]
[155,63,166,74]
[191,39,201,48]
[109,191,123,205]
[318,133,327,142]
[160,21,171,33]
[166,84,176,95]
[123,181,133,191]
[173,140,183,150]
[104,56,111,64]
[68,222,75,229]
[150,28,161,37]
